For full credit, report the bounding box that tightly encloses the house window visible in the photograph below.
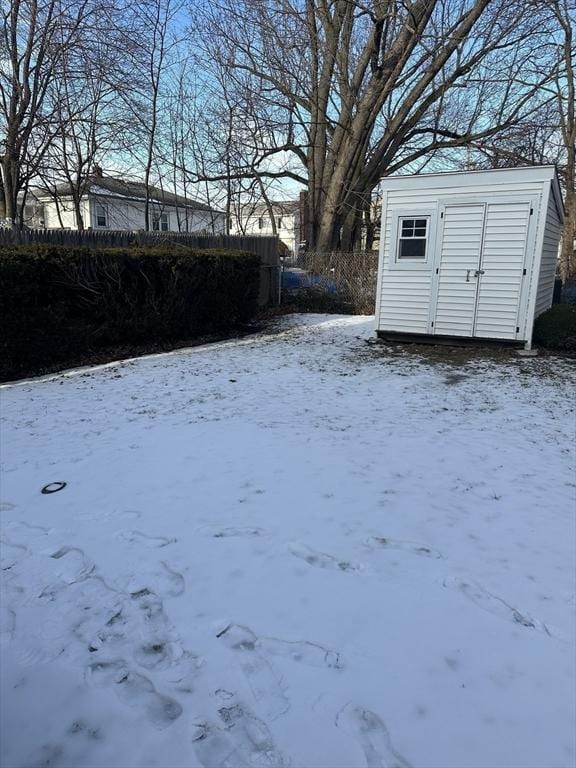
[277,217,282,228]
[397,217,428,260]
[258,217,263,230]
[95,203,108,228]
[153,212,169,231]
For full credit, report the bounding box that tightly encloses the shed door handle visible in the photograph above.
[474,269,485,277]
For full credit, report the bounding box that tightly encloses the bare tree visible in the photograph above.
[115,0,181,231]
[0,0,103,227]
[549,0,575,281]
[157,56,278,234]
[38,42,127,229]
[53,0,154,229]
[462,1,574,279]
[191,0,558,250]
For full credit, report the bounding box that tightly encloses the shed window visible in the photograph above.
[153,212,169,231]
[95,203,108,228]
[398,217,428,260]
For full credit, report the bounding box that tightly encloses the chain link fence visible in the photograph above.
[281,250,378,315]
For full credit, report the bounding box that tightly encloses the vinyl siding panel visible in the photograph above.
[378,206,434,332]
[379,273,432,333]
[534,195,562,318]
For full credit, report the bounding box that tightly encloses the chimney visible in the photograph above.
[93,164,103,178]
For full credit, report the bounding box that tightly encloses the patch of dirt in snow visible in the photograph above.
[357,335,576,381]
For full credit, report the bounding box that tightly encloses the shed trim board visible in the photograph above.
[373,190,387,327]
[523,182,552,347]
[376,166,563,347]
[376,166,563,206]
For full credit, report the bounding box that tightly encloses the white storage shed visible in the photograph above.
[375,166,564,347]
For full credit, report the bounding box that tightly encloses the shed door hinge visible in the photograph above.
[530,208,533,215]
[440,212,444,218]
[523,268,526,275]
[431,321,434,327]
[516,326,520,333]
[436,268,439,274]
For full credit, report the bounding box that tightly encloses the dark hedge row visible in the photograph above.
[0,244,260,380]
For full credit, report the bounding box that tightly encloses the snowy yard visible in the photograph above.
[1,314,575,768]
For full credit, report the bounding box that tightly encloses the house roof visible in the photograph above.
[245,200,300,216]
[35,174,221,213]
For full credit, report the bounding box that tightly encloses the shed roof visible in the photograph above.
[379,165,563,221]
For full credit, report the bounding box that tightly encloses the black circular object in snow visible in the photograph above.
[41,482,67,494]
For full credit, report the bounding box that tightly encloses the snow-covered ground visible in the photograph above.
[1,315,575,768]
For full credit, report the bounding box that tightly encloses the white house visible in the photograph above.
[33,170,225,233]
[375,166,563,348]
[230,200,300,255]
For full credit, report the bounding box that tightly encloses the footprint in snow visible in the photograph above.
[366,537,443,560]
[133,639,179,671]
[70,577,126,648]
[192,696,287,767]
[119,561,185,598]
[289,542,359,572]
[74,580,165,644]
[445,577,554,636]
[129,587,172,630]
[5,520,52,540]
[0,539,29,570]
[133,639,201,679]
[71,576,202,687]
[68,719,102,740]
[202,526,266,539]
[116,529,177,548]
[216,624,290,720]
[263,634,343,670]
[86,660,182,729]
[7,545,96,602]
[49,546,96,583]
[166,651,204,695]
[219,622,344,671]
[337,704,412,768]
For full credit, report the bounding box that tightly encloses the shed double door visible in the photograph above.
[431,200,533,339]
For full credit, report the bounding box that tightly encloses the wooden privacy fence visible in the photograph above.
[0,228,280,306]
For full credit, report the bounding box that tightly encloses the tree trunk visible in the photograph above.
[72,194,84,231]
[364,203,376,252]
[340,203,364,252]
[560,174,575,282]
[557,0,575,282]
[0,176,6,222]
[1,150,19,228]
